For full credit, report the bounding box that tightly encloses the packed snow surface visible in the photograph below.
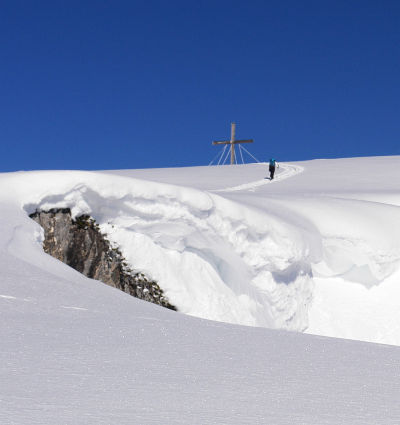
[1,156,400,424]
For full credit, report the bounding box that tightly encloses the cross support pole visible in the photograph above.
[212,123,253,165]
[230,122,236,164]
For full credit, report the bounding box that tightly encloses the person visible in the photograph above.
[269,158,278,180]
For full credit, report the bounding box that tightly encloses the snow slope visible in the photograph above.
[2,157,400,344]
[104,157,400,345]
[1,156,400,423]
[2,250,400,425]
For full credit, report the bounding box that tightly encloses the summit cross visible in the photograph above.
[212,123,253,165]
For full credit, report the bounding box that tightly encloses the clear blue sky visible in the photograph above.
[1,0,399,171]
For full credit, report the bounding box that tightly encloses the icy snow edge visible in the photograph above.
[2,170,317,331]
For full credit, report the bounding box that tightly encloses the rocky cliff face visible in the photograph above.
[29,208,176,311]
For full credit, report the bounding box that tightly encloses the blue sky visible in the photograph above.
[1,0,399,171]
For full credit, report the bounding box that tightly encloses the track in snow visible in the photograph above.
[215,163,304,192]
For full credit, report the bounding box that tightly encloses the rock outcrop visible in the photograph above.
[30,208,176,311]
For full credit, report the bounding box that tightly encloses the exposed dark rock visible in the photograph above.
[29,208,176,311]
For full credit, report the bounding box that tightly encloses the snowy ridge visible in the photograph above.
[2,157,400,344]
[104,156,400,345]
[5,170,315,330]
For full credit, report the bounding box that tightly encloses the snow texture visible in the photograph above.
[1,156,400,424]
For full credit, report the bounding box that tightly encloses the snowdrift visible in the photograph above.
[1,157,400,345]
[5,169,314,332]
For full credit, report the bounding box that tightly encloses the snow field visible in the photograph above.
[2,157,400,424]
[1,248,400,425]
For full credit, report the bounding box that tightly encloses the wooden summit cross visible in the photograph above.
[212,123,253,165]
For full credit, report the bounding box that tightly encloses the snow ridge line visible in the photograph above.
[214,163,304,192]
[19,172,313,331]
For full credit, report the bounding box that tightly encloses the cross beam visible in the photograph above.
[212,123,253,164]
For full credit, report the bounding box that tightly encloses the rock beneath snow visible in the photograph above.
[29,208,176,311]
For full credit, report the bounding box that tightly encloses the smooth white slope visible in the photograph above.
[1,248,400,425]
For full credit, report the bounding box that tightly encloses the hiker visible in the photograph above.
[269,158,278,180]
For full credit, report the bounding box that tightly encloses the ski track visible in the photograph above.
[214,163,304,192]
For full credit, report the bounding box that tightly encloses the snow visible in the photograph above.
[1,156,400,423]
